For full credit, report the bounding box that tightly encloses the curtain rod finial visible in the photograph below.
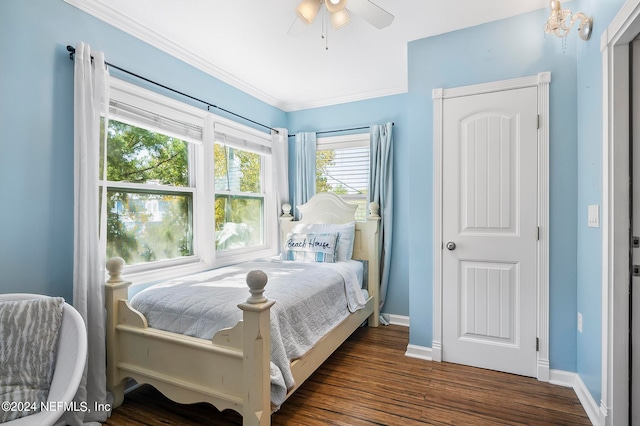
[66,45,76,60]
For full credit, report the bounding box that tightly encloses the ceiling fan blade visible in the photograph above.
[347,0,394,29]
[287,17,310,36]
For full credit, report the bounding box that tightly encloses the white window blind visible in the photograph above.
[316,134,369,196]
[214,122,271,156]
[109,100,203,144]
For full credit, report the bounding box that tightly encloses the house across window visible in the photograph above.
[316,133,370,221]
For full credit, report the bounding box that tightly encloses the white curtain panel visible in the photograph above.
[272,128,290,253]
[68,41,111,425]
[369,123,393,314]
[292,132,316,220]
[271,128,290,215]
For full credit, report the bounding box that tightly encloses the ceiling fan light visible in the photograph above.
[325,0,347,13]
[330,9,351,30]
[296,0,321,25]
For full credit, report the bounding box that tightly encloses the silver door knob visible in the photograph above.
[446,241,456,251]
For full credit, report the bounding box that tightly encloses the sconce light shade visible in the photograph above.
[330,9,351,30]
[544,0,593,41]
[296,0,322,25]
[325,0,348,13]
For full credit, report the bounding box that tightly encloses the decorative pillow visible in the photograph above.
[283,232,338,263]
[291,222,356,261]
[0,297,64,423]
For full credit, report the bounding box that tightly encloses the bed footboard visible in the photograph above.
[104,258,274,426]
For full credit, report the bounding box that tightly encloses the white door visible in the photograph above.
[441,86,539,377]
[631,37,640,426]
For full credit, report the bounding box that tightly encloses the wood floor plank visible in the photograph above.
[104,325,591,426]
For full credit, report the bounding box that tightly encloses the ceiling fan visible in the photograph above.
[292,0,394,31]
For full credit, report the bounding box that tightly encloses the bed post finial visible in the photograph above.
[246,270,268,304]
[369,202,380,218]
[281,202,292,217]
[106,257,125,283]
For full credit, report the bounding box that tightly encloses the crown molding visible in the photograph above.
[63,0,407,113]
[63,0,288,110]
[284,85,407,112]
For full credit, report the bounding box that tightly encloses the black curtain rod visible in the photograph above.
[288,122,394,138]
[66,45,279,134]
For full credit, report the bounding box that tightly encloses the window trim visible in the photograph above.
[107,78,277,285]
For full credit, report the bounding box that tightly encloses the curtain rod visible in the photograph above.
[288,122,394,138]
[66,45,279,134]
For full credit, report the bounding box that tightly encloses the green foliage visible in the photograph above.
[316,150,335,193]
[105,120,192,265]
[213,143,263,250]
[105,207,137,261]
[106,121,189,186]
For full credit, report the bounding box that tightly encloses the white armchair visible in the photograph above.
[0,294,87,426]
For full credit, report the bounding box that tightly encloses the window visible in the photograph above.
[316,133,370,221]
[214,123,275,252]
[105,119,195,266]
[104,79,275,280]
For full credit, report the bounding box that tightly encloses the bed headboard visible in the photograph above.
[279,193,380,259]
[279,192,381,321]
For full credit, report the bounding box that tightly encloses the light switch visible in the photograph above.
[588,205,599,228]
[577,312,583,333]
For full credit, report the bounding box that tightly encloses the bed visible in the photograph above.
[104,192,381,426]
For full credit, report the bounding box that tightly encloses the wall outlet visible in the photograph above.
[577,312,583,333]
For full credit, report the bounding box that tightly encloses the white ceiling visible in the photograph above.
[67,0,556,111]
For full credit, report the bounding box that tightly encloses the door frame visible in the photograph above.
[601,2,640,424]
[432,72,551,381]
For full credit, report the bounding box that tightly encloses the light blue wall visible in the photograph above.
[288,95,410,316]
[574,0,625,405]
[1,0,629,407]
[407,9,580,371]
[0,0,286,304]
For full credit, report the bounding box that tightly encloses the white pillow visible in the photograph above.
[291,222,356,261]
[283,232,339,263]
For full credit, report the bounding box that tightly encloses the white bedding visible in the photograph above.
[129,258,366,408]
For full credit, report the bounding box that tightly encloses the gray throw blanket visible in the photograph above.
[0,297,65,423]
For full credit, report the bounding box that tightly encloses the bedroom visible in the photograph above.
[0,0,634,424]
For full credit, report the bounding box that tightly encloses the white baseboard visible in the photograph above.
[598,401,608,426]
[405,344,432,361]
[548,369,576,387]
[380,314,430,360]
[573,374,603,426]
[383,313,409,327]
[383,315,430,360]
[549,370,601,426]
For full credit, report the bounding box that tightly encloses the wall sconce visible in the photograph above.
[544,0,593,41]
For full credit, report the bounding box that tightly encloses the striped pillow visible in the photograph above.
[283,232,338,263]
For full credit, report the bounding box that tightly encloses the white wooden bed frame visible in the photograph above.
[104,192,381,426]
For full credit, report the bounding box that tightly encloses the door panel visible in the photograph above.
[460,114,514,233]
[460,261,516,344]
[442,87,538,377]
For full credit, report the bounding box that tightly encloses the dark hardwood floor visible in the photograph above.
[104,325,590,425]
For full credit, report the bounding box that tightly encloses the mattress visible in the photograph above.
[129,258,366,407]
